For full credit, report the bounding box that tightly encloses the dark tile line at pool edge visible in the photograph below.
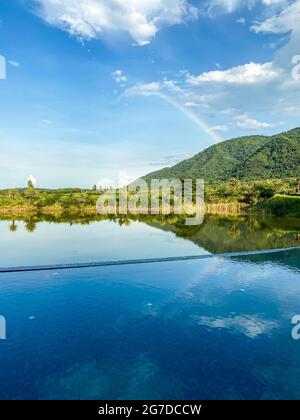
[0,246,300,274]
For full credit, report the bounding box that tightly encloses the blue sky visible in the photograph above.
[0,0,299,188]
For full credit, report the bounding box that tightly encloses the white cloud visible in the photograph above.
[236,17,246,25]
[211,125,229,133]
[112,70,127,83]
[252,0,300,33]
[101,170,137,188]
[115,1,300,136]
[187,62,281,85]
[124,82,161,96]
[280,105,300,116]
[162,79,182,92]
[262,0,287,5]
[184,101,199,107]
[205,0,289,17]
[149,153,190,167]
[204,0,257,17]
[8,60,20,67]
[42,119,53,124]
[33,0,198,46]
[233,114,282,130]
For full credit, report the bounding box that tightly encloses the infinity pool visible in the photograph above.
[0,249,300,399]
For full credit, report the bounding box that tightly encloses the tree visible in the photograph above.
[27,179,34,189]
[8,189,19,200]
[9,221,18,232]
[25,219,37,233]
[25,185,39,202]
[297,180,300,195]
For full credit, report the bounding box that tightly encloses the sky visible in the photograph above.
[0,0,299,188]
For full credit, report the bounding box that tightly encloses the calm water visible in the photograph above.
[0,219,205,267]
[0,248,300,400]
[0,214,300,266]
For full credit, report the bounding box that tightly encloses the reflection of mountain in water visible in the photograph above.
[147,215,300,254]
[2,213,300,255]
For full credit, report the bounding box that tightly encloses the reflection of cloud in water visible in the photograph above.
[185,257,300,307]
[38,354,184,400]
[145,253,300,332]
[180,258,227,298]
[235,265,274,283]
[147,258,227,316]
[195,315,279,339]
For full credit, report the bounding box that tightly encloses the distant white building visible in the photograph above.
[27,175,37,187]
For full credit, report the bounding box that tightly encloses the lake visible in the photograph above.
[0,214,300,400]
[0,214,300,267]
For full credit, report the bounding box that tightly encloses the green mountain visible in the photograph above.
[143,128,300,183]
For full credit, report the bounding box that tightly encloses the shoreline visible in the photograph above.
[0,195,299,219]
[0,202,249,218]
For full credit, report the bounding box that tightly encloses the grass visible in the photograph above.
[258,194,300,217]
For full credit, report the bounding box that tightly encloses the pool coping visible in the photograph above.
[0,246,300,273]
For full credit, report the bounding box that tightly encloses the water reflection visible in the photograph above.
[24,219,37,233]
[0,249,299,399]
[9,220,18,232]
[1,214,300,264]
[148,215,300,253]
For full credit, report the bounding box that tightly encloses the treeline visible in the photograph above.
[0,186,102,209]
[0,178,299,214]
[205,178,300,205]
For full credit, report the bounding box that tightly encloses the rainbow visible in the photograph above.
[158,93,223,144]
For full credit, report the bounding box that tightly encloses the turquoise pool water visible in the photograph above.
[0,249,300,400]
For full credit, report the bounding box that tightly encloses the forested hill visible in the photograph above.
[142,128,300,183]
